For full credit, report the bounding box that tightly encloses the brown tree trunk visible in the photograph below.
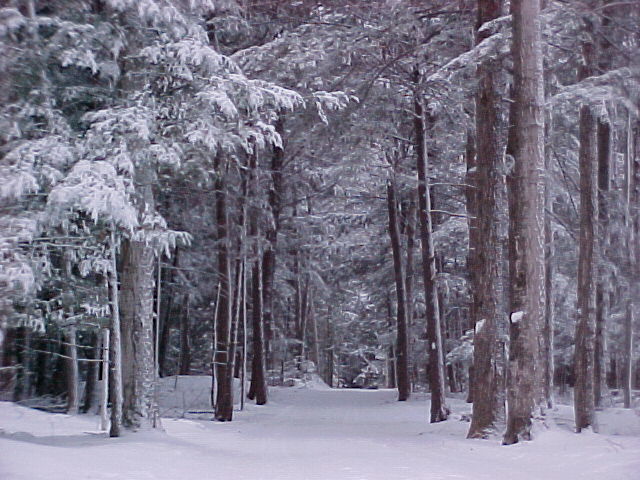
[503,0,546,445]
[120,237,158,429]
[594,117,611,408]
[213,154,234,421]
[574,28,598,432]
[387,180,410,401]
[248,151,268,405]
[413,68,449,423]
[543,122,555,410]
[467,0,506,439]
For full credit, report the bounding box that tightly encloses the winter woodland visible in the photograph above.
[0,1,639,479]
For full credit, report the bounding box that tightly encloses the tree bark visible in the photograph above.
[413,68,449,423]
[405,202,416,391]
[467,0,506,439]
[574,29,598,433]
[387,180,410,401]
[214,154,234,421]
[543,121,555,410]
[594,117,611,408]
[120,237,157,428]
[247,151,268,405]
[503,0,546,445]
[108,228,123,437]
[262,116,285,370]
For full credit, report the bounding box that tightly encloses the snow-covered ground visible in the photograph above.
[1,377,639,480]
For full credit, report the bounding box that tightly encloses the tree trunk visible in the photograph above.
[467,0,506,439]
[574,29,598,432]
[405,201,416,391]
[262,116,285,370]
[623,116,639,408]
[120,237,157,429]
[503,0,546,445]
[214,154,234,422]
[594,117,611,408]
[413,68,449,423]
[108,228,123,437]
[387,180,410,401]
[543,126,555,410]
[247,151,268,405]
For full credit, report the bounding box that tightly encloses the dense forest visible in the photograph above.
[0,0,638,452]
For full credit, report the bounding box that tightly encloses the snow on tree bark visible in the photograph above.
[503,0,546,445]
[574,18,598,431]
[467,0,507,439]
[120,237,158,429]
[109,228,123,437]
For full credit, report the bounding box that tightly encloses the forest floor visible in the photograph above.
[1,377,640,480]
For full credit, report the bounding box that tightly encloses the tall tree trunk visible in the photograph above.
[503,0,546,445]
[119,158,159,429]
[214,154,234,421]
[387,180,410,401]
[413,68,449,423]
[543,118,555,410]
[247,151,268,405]
[594,117,611,408]
[467,0,506,439]
[108,228,123,437]
[464,129,477,405]
[262,116,285,370]
[623,115,638,408]
[574,27,598,433]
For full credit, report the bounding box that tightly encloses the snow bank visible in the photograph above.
[2,390,640,480]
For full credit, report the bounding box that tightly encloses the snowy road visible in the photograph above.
[1,385,640,480]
